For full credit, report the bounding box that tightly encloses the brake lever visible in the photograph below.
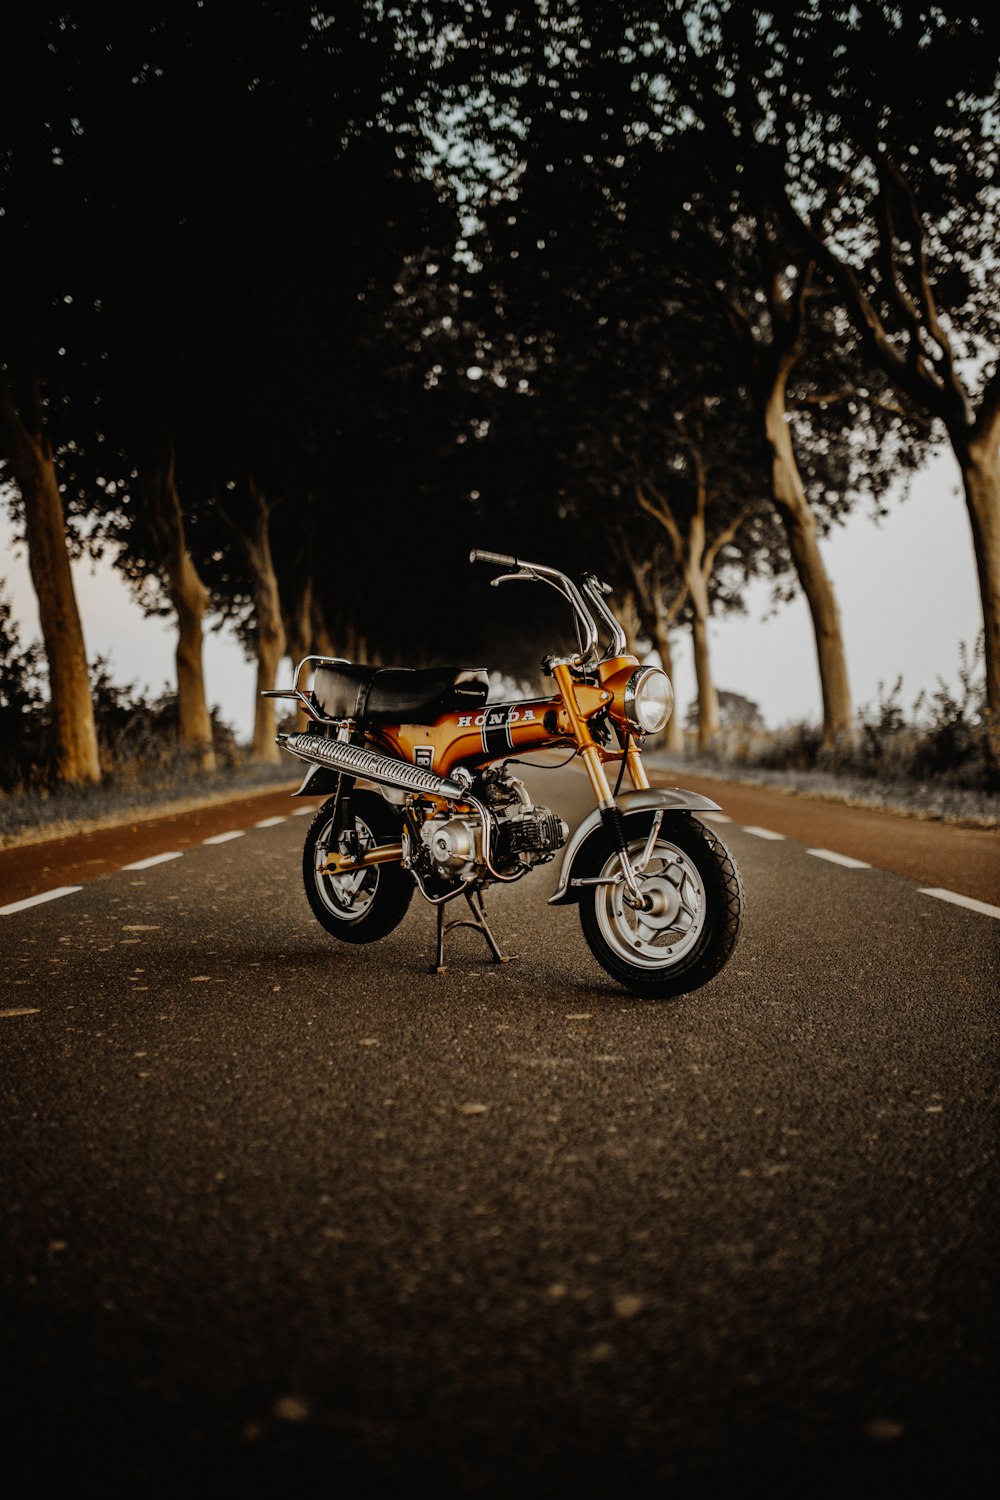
[582,571,613,596]
[489,571,532,588]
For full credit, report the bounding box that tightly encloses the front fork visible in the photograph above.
[551,663,655,911]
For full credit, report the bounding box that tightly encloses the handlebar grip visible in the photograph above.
[469,548,519,568]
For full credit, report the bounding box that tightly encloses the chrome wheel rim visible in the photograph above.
[594,837,707,970]
[313,814,379,922]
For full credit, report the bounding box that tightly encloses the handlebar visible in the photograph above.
[470,548,621,669]
[581,573,628,657]
[469,548,520,569]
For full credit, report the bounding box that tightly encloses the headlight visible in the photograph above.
[624,666,674,735]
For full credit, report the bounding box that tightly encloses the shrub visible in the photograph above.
[88,658,241,785]
[0,588,241,793]
[0,582,51,789]
[908,639,989,782]
[686,637,992,791]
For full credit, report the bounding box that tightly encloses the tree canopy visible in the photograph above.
[1,1,996,778]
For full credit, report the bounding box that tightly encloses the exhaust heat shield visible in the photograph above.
[280,732,466,801]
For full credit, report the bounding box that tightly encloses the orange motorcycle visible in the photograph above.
[265,550,743,998]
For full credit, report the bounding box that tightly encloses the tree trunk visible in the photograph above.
[620,535,687,755]
[1,393,101,785]
[282,573,313,677]
[172,553,216,770]
[765,387,856,750]
[648,614,685,753]
[617,586,644,659]
[955,432,1000,769]
[243,479,287,762]
[311,594,336,659]
[282,571,314,730]
[146,449,216,771]
[686,561,721,752]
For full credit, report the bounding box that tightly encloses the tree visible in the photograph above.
[687,689,765,732]
[0,1,473,768]
[677,0,1000,751]
[631,416,766,751]
[588,18,929,750]
[216,478,287,762]
[413,2,911,750]
[0,365,102,785]
[0,7,109,785]
[0,579,49,789]
[114,441,218,771]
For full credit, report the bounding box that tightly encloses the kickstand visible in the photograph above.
[432,887,515,974]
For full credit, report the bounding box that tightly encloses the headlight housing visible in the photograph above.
[623,666,674,735]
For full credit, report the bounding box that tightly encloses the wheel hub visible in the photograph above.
[631,871,683,927]
[315,819,378,917]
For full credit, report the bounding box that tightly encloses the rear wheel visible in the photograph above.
[303,790,413,943]
[579,814,743,998]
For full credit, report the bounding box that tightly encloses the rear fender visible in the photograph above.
[292,762,343,798]
[548,787,722,905]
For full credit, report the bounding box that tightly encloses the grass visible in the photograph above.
[651,651,1000,830]
[0,756,297,850]
[647,747,999,829]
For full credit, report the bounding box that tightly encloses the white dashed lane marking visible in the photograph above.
[121,852,184,871]
[4,807,997,925]
[919,887,1000,920]
[725,820,997,919]
[807,848,872,869]
[0,886,83,916]
[1,809,303,916]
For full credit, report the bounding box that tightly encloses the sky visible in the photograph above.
[0,444,984,743]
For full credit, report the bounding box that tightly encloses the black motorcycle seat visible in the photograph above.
[311,662,490,724]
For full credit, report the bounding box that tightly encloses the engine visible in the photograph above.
[410,767,568,888]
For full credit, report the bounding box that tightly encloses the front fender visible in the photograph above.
[548,787,722,905]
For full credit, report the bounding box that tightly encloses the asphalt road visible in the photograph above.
[1,764,997,1498]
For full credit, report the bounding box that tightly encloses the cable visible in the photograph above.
[613,734,630,796]
[502,751,578,771]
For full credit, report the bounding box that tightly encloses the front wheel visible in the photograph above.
[303,789,413,944]
[579,814,743,999]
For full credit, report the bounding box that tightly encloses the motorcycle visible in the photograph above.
[263,550,743,998]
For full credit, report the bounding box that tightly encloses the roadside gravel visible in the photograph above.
[0,762,297,850]
[646,751,999,830]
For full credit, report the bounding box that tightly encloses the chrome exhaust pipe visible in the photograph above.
[280,731,467,801]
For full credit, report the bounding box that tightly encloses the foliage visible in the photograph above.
[1,2,996,778]
[908,640,992,783]
[0,593,240,793]
[703,636,994,792]
[685,690,766,733]
[847,637,991,785]
[86,660,241,785]
[0,581,50,787]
